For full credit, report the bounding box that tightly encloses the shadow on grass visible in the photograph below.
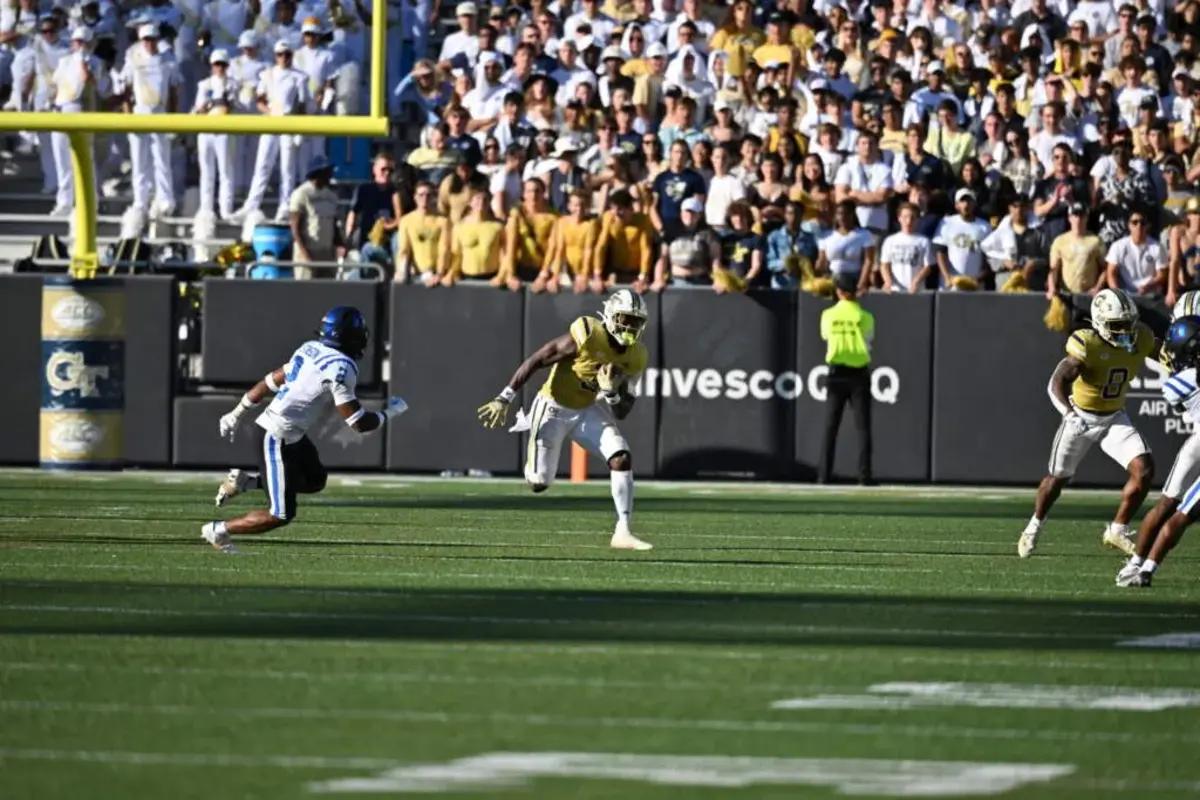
[2,579,1196,651]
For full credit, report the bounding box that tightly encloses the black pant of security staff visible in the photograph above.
[818,365,873,484]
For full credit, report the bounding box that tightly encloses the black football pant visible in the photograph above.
[819,365,872,483]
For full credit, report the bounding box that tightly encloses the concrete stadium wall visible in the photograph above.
[0,274,1191,486]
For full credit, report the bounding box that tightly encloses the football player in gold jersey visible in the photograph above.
[1019,289,1156,558]
[477,290,653,550]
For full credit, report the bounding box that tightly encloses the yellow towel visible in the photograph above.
[1044,294,1070,333]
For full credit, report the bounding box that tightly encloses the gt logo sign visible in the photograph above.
[631,367,901,404]
[45,351,110,398]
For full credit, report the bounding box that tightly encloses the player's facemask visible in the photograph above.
[605,312,647,346]
[1098,319,1136,352]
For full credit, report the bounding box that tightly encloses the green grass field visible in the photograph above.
[2,470,1200,799]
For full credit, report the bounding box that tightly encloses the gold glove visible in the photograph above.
[596,363,623,394]
[477,398,511,429]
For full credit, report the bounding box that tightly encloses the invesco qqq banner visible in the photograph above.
[39,278,125,468]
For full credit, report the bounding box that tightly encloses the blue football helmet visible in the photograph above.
[317,306,369,359]
[1166,315,1200,370]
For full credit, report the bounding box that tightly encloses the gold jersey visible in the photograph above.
[1065,323,1155,414]
[541,316,649,409]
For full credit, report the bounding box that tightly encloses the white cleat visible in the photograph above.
[215,468,254,507]
[1017,528,1039,558]
[1115,561,1142,586]
[610,521,653,551]
[1102,526,1138,557]
[1116,569,1152,588]
[201,521,238,554]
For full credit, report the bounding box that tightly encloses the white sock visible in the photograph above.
[1127,555,1144,569]
[1027,515,1042,531]
[1142,559,1158,574]
[1109,521,1130,535]
[610,470,633,527]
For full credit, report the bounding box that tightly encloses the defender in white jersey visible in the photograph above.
[1118,316,1200,587]
[201,306,407,553]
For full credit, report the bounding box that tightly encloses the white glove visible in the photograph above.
[218,395,256,441]
[1064,409,1090,435]
[384,396,408,419]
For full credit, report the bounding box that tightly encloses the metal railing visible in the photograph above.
[21,259,389,282]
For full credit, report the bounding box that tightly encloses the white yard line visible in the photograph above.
[1,699,1195,745]
[0,602,1131,642]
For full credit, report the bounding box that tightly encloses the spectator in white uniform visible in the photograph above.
[193,49,238,219]
[292,16,336,168]
[817,199,877,293]
[204,0,250,51]
[29,14,67,194]
[230,30,267,195]
[119,23,180,217]
[48,26,108,217]
[232,38,310,222]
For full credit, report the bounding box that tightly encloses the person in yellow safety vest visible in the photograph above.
[818,272,876,485]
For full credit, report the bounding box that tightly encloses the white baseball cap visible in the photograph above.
[301,20,322,34]
[456,1,477,15]
[646,42,667,58]
[681,197,704,214]
[601,45,624,62]
[274,39,293,54]
[209,48,230,64]
[714,97,732,112]
[71,26,93,42]
[137,23,158,39]
[552,137,581,157]
[954,188,976,204]
[926,60,945,74]
[237,30,257,48]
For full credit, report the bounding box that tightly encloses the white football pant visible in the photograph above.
[524,395,629,487]
[1048,409,1149,479]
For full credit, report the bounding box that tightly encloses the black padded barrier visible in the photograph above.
[201,279,381,386]
[386,282,525,474]
[656,288,798,478]
[0,275,43,464]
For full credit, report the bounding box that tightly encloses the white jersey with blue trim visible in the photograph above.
[1164,367,1200,424]
[256,340,358,444]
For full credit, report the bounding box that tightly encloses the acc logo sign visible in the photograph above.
[50,294,106,334]
[46,417,105,455]
[46,351,110,398]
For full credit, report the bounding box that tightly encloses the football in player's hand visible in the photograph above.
[597,363,624,393]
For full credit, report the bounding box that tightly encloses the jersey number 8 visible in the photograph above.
[1102,367,1130,400]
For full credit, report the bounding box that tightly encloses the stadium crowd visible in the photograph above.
[3,0,1200,302]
